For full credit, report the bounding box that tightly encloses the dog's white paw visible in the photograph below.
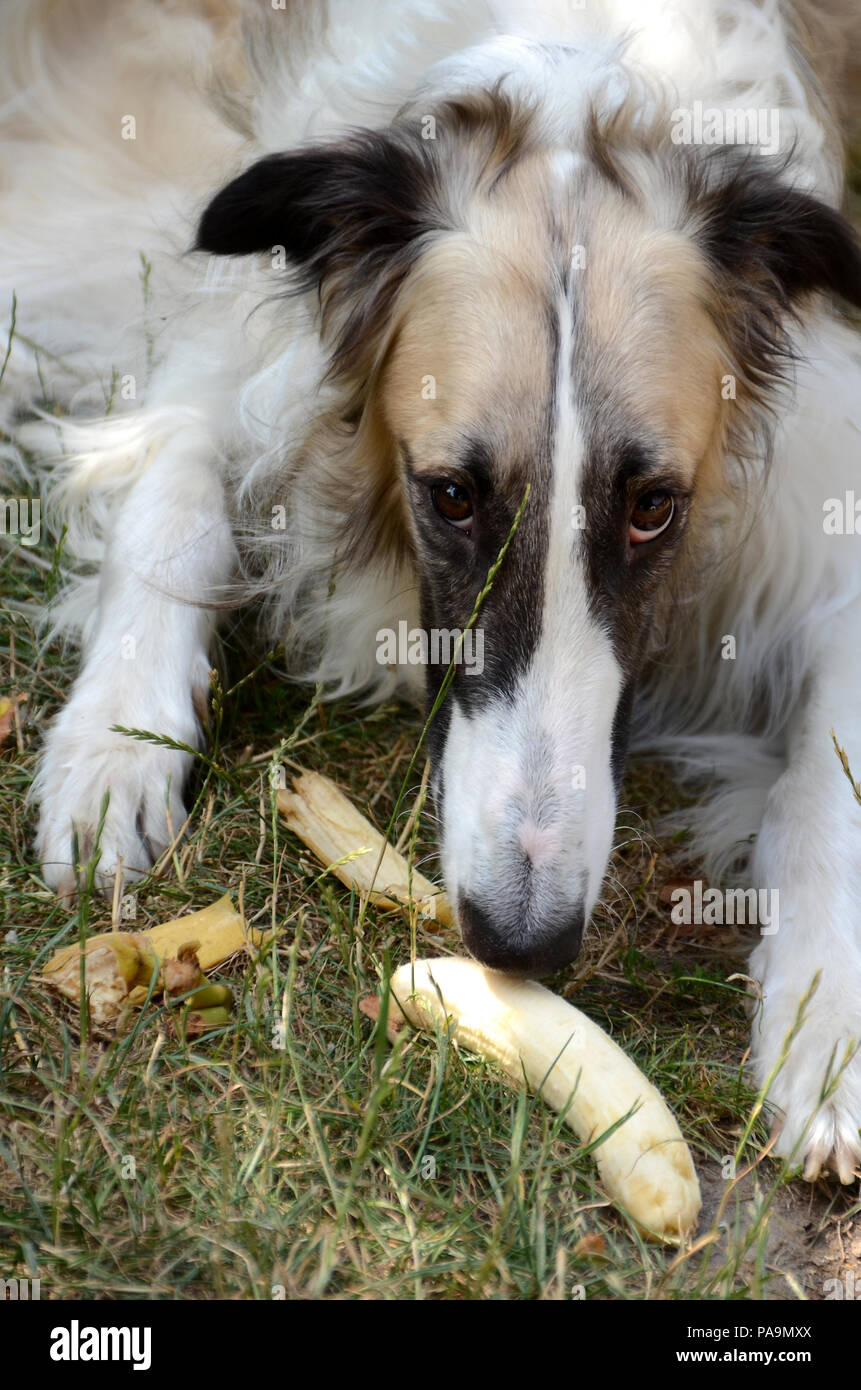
[751,983,861,1184]
[33,681,201,897]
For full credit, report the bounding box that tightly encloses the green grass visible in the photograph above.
[1,534,841,1303]
[2,289,860,1302]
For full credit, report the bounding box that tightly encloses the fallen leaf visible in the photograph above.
[359,993,404,1044]
[574,1233,606,1257]
[359,994,380,1023]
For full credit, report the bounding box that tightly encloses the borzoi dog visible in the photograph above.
[2,0,861,1181]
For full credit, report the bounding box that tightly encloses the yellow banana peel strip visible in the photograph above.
[42,893,270,1027]
[277,770,451,926]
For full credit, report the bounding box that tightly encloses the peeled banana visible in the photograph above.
[388,957,701,1242]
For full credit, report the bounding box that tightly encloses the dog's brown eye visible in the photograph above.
[432,480,473,530]
[629,491,674,544]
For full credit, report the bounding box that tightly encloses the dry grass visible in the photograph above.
[3,160,861,1297]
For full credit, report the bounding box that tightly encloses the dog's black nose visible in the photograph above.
[458,893,585,978]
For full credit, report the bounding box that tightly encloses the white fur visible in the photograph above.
[2,0,860,1180]
[440,302,621,935]
[31,419,236,892]
[637,314,861,1179]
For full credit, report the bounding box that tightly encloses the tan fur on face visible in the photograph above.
[381,146,730,506]
[315,91,813,597]
[380,153,562,485]
[575,178,729,491]
[381,237,554,480]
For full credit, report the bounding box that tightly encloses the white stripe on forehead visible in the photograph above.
[513,287,620,913]
[517,285,622,860]
[438,282,622,925]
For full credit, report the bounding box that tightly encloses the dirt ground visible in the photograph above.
[698,1166,861,1299]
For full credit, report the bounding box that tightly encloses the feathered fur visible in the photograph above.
[3,0,861,1182]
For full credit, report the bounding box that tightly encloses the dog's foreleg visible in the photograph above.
[33,425,236,897]
[749,593,861,1181]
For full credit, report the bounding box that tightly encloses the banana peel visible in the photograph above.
[42,893,261,1028]
[182,1005,232,1036]
[43,933,146,1027]
[277,770,452,926]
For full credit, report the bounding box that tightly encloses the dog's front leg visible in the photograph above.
[34,427,236,896]
[749,595,861,1182]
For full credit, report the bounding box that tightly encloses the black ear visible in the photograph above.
[697,158,861,310]
[195,129,440,284]
[689,157,861,402]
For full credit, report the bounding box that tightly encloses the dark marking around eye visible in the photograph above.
[615,444,659,484]
[579,426,690,675]
[457,438,494,492]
